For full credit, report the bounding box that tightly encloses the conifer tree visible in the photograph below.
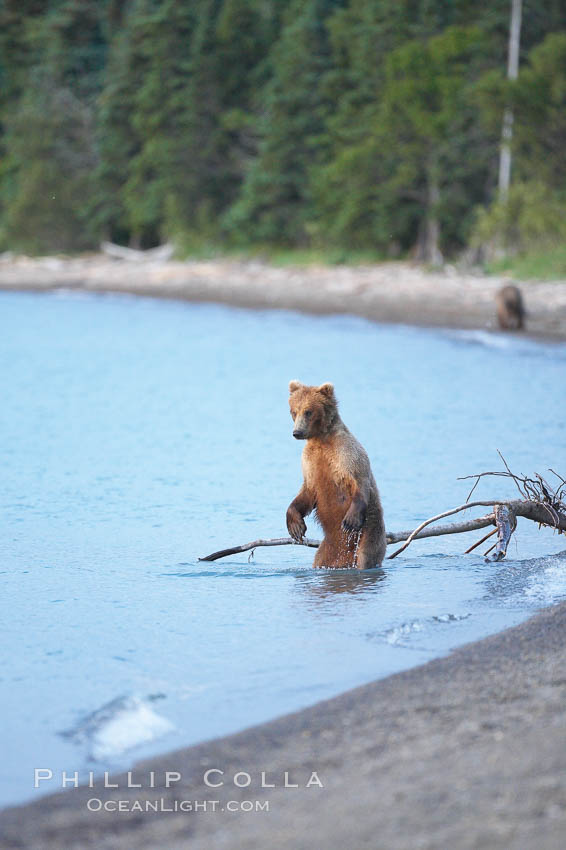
[0,0,107,251]
[224,0,344,246]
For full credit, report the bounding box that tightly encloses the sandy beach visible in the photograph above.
[2,252,566,339]
[1,600,566,848]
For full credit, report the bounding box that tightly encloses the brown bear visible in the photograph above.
[286,381,387,570]
[496,284,525,331]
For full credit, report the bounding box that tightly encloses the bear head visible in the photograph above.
[288,380,338,440]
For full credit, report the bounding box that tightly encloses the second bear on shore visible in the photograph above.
[286,381,386,569]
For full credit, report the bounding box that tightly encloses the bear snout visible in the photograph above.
[293,426,307,439]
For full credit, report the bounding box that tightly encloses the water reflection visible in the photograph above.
[294,567,386,603]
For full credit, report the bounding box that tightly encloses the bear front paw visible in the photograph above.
[342,509,364,533]
[287,507,307,542]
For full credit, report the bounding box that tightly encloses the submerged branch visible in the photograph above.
[464,527,498,554]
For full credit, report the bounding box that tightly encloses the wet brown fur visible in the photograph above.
[286,381,386,570]
[496,285,525,331]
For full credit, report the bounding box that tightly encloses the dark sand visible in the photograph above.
[2,600,566,849]
[1,253,566,339]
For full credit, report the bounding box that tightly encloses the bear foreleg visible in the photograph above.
[342,488,368,533]
[286,486,314,542]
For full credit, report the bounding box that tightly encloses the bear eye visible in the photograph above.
[304,409,312,418]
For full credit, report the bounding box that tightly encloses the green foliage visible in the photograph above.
[472,32,566,272]
[0,82,97,253]
[93,0,278,247]
[223,0,346,246]
[114,0,199,244]
[473,181,566,256]
[476,31,566,186]
[0,0,109,251]
[488,247,566,280]
[1,0,566,263]
[511,32,566,187]
[315,26,492,256]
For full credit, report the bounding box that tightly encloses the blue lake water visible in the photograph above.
[1,289,566,807]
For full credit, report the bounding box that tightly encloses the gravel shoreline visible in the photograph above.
[2,254,566,339]
[2,599,566,848]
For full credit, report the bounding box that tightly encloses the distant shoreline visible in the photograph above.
[2,598,566,848]
[1,253,566,340]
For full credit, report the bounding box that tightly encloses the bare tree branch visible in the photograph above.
[549,468,566,489]
[389,498,565,560]
[487,504,517,562]
[386,514,496,543]
[199,537,320,562]
[387,501,505,560]
[508,498,566,531]
[198,514,502,562]
[198,459,565,565]
[199,498,566,563]
[460,456,566,534]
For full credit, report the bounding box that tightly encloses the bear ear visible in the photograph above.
[318,382,335,399]
[289,380,303,394]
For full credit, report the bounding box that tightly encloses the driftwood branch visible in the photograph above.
[387,513,496,543]
[459,455,566,526]
[391,498,565,559]
[199,462,564,565]
[199,537,320,562]
[199,499,565,563]
[100,241,174,262]
[199,515,500,562]
[487,504,517,562]
[386,501,504,560]
[199,514,500,562]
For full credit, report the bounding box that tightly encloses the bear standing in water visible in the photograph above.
[286,381,386,569]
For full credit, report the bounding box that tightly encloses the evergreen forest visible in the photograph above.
[1,0,566,269]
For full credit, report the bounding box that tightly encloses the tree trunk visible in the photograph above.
[414,158,443,266]
[498,0,522,200]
